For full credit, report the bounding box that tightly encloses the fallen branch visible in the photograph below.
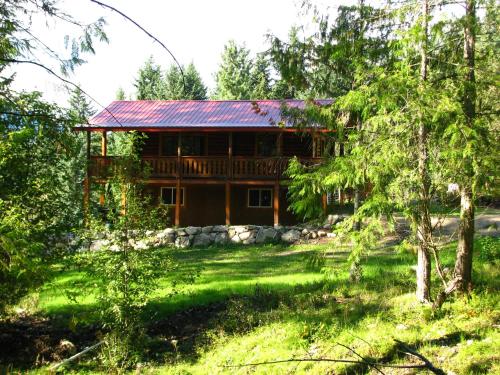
[395,339,446,375]
[223,340,446,374]
[49,341,104,372]
[222,357,427,369]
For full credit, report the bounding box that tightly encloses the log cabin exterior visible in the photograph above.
[77,100,333,227]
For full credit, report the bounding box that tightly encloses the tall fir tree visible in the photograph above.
[213,40,253,99]
[164,62,207,100]
[134,56,165,100]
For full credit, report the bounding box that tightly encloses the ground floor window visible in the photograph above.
[248,188,272,208]
[161,187,184,205]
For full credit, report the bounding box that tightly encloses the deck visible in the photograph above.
[90,156,322,181]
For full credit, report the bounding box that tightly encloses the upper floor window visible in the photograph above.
[256,134,277,157]
[182,135,205,156]
[161,135,178,156]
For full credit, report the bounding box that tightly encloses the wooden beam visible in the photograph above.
[99,131,107,206]
[84,131,91,221]
[175,133,182,226]
[225,181,231,225]
[322,194,327,215]
[228,132,233,179]
[175,179,181,226]
[101,131,107,156]
[274,182,280,227]
[74,127,335,133]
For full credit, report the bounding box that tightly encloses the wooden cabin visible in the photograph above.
[77,100,333,227]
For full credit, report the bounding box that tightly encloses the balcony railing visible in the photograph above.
[90,156,322,180]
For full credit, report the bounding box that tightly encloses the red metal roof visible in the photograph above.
[83,100,331,129]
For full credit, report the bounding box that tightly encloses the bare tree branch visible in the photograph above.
[0,58,123,127]
[89,0,186,92]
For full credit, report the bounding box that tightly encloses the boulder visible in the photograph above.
[326,214,345,225]
[193,233,212,247]
[176,228,187,236]
[212,225,228,232]
[230,234,241,244]
[281,229,301,243]
[214,232,229,245]
[202,226,213,234]
[175,236,191,249]
[238,231,253,241]
[132,240,149,250]
[185,226,201,235]
[242,237,256,245]
[317,230,327,237]
[255,227,279,243]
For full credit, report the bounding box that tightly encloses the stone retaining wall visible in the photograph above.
[86,215,346,251]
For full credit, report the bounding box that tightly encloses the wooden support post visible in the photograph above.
[228,132,233,178]
[175,133,182,226]
[226,132,233,226]
[175,179,181,226]
[121,187,127,216]
[225,182,231,225]
[99,131,107,206]
[322,194,328,215]
[101,131,107,156]
[277,132,283,156]
[274,182,280,227]
[84,131,91,221]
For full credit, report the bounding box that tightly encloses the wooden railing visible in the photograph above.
[90,156,322,180]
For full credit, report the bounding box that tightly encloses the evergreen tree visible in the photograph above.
[250,54,272,99]
[116,87,126,100]
[134,56,165,100]
[164,62,207,100]
[213,40,253,99]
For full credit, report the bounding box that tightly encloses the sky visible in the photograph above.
[11,0,341,109]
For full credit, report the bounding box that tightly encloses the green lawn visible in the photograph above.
[21,237,500,374]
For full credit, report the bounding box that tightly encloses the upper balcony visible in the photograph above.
[90,155,323,181]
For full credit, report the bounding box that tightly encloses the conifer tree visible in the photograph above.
[134,56,165,100]
[213,40,253,99]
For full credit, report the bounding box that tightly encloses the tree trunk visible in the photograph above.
[415,0,432,303]
[454,0,476,293]
[455,188,475,291]
[353,116,362,232]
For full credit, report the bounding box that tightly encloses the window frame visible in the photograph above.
[247,188,273,208]
[160,187,185,206]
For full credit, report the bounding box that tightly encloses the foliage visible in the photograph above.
[75,133,175,369]
[213,40,253,100]
[164,62,207,100]
[133,57,208,100]
[134,56,164,100]
[0,0,108,314]
[0,90,83,313]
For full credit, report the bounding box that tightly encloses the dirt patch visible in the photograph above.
[0,315,97,369]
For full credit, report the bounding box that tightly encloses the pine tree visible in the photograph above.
[164,62,207,100]
[116,87,126,100]
[250,54,272,99]
[213,40,253,99]
[134,56,165,100]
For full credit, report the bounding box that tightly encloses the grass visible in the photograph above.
[15,236,500,374]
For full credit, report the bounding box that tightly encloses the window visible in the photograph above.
[181,135,205,156]
[161,135,178,156]
[161,187,184,205]
[256,134,277,156]
[248,188,272,208]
